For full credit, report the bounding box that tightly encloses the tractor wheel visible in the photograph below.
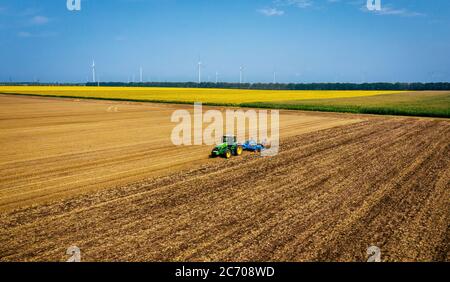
[224,149,232,159]
[235,145,243,156]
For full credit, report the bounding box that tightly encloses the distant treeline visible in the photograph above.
[85,82,450,90]
[2,82,450,90]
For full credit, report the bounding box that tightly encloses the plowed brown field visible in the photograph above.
[0,94,449,262]
[0,94,358,212]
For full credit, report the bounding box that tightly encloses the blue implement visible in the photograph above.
[242,140,265,152]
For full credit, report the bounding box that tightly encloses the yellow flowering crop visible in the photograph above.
[0,86,403,104]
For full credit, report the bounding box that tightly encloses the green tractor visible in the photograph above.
[210,135,243,159]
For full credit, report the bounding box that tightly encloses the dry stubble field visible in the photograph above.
[0,94,357,211]
[0,94,449,262]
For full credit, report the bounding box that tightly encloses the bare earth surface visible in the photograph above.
[0,94,357,212]
[0,94,449,262]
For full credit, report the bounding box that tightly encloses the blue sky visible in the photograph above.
[0,0,449,83]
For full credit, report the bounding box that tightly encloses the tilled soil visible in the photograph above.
[1,117,448,262]
[0,94,358,212]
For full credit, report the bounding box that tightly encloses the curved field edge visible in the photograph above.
[1,90,449,118]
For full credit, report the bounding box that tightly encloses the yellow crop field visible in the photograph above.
[0,86,403,104]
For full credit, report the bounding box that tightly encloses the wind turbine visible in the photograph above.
[239,66,244,84]
[139,67,143,83]
[273,71,277,84]
[215,71,219,83]
[91,60,96,83]
[198,60,203,83]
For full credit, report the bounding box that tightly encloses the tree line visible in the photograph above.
[2,82,450,90]
[85,82,450,90]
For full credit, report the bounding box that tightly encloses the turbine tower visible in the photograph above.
[239,66,244,84]
[273,71,276,84]
[139,67,143,83]
[198,61,202,83]
[215,71,219,84]
[91,60,96,83]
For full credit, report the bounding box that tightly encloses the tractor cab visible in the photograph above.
[223,135,236,145]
